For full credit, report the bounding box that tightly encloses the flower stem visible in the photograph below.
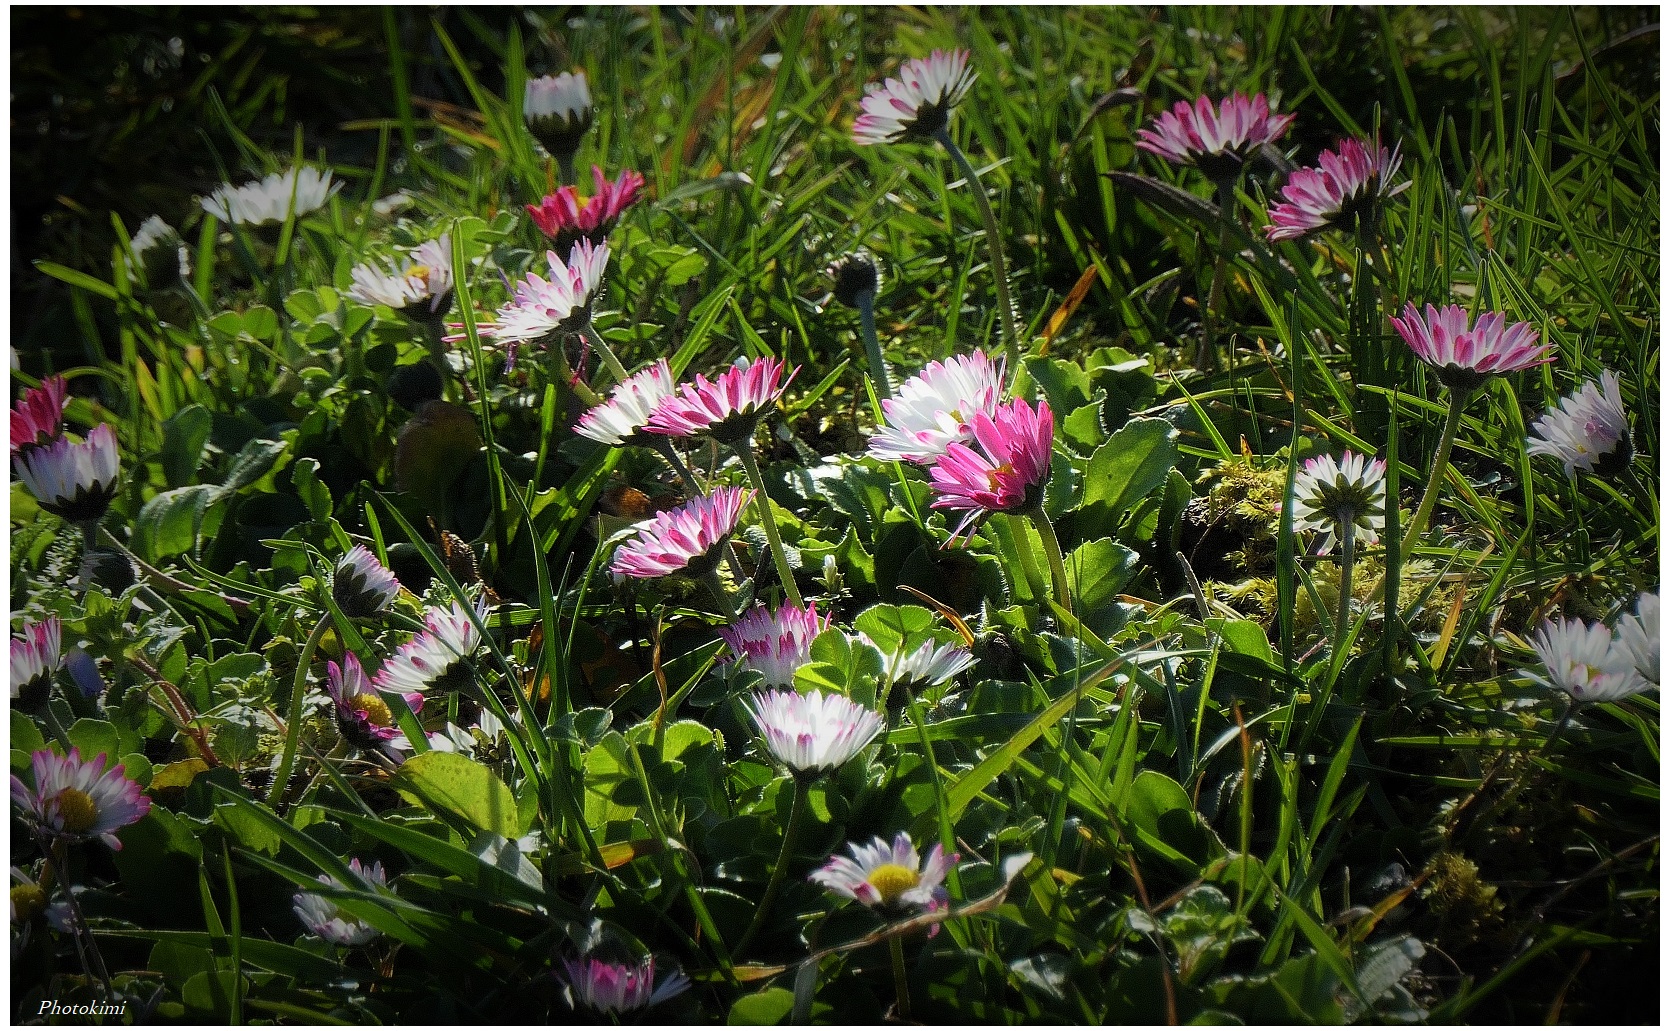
[1403,387,1471,552]
[1336,518,1357,658]
[856,291,893,400]
[1030,508,1073,618]
[580,319,631,387]
[735,444,804,608]
[734,774,811,957]
[703,570,738,621]
[269,615,329,808]
[43,837,114,1000]
[889,934,913,1021]
[935,127,1021,353]
[1200,179,1241,376]
[654,439,706,495]
[550,341,602,407]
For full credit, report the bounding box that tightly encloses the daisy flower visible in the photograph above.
[14,423,121,523]
[643,356,795,445]
[524,71,593,163]
[347,235,455,321]
[874,636,976,688]
[1266,137,1409,240]
[1135,92,1294,182]
[332,544,402,618]
[929,396,1054,540]
[611,486,752,579]
[372,597,491,696]
[868,350,1005,464]
[128,215,190,288]
[471,241,609,351]
[1289,450,1389,554]
[718,602,831,688]
[201,166,340,226]
[11,616,62,711]
[10,748,150,850]
[743,689,885,775]
[852,49,976,145]
[810,832,959,915]
[526,166,646,253]
[574,359,678,447]
[292,858,387,947]
[1615,591,1659,685]
[561,956,690,1015]
[1530,617,1649,703]
[1389,303,1550,392]
[326,654,421,761]
[1526,369,1631,479]
[11,375,67,457]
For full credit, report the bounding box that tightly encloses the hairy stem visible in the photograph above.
[935,128,1022,353]
[654,439,706,495]
[1336,518,1357,657]
[889,934,912,1021]
[736,444,805,608]
[733,774,811,956]
[1403,387,1471,551]
[268,615,329,808]
[1030,508,1073,617]
[579,318,631,387]
[856,291,893,400]
[1200,179,1241,377]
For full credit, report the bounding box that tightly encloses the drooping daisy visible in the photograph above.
[11,616,62,711]
[1389,303,1550,392]
[128,215,190,288]
[201,166,341,226]
[1526,369,1631,479]
[1289,450,1389,554]
[574,360,678,447]
[873,636,976,689]
[1266,137,1409,240]
[743,689,885,776]
[1530,617,1649,703]
[560,956,691,1015]
[526,166,646,253]
[14,423,121,523]
[852,49,976,145]
[292,858,387,947]
[718,602,831,688]
[611,486,752,580]
[524,71,593,163]
[326,654,421,761]
[929,396,1054,540]
[868,350,1005,464]
[470,241,609,351]
[11,375,67,457]
[332,545,402,619]
[1615,591,1659,685]
[1135,92,1295,182]
[643,356,795,445]
[347,235,456,322]
[10,748,150,850]
[810,832,959,915]
[828,252,882,309]
[372,597,491,696]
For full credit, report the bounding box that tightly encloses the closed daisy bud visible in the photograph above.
[128,215,191,289]
[292,858,387,947]
[10,375,68,458]
[561,956,690,1015]
[332,545,402,619]
[10,748,150,850]
[828,252,882,309]
[524,71,593,165]
[14,423,121,523]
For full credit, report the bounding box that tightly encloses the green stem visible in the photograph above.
[856,292,893,400]
[734,775,811,957]
[269,615,329,808]
[935,127,1022,353]
[1403,387,1471,551]
[1030,508,1073,617]
[999,513,1050,606]
[703,570,738,622]
[550,338,602,407]
[42,838,115,1001]
[889,934,912,1021]
[735,443,804,608]
[580,319,631,387]
[1200,180,1240,377]
[41,707,75,751]
[1336,518,1357,660]
[654,439,706,495]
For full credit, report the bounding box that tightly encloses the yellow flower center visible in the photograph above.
[408,264,432,288]
[345,693,394,728]
[54,788,98,834]
[866,863,920,905]
[11,884,48,921]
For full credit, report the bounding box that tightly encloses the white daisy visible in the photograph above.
[201,166,340,226]
[867,350,1005,464]
[1526,369,1630,478]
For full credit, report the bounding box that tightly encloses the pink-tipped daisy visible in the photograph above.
[561,956,691,1015]
[743,688,885,775]
[874,637,977,689]
[928,396,1054,540]
[1389,303,1551,392]
[332,544,402,619]
[14,422,121,523]
[612,486,752,580]
[1526,369,1631,479]
[347,235,456,321]
[11,375,67,457]
[1290,450,1389,555]
[868,350,1006,465]
[810,832,959,915]
[1530,617,1650,704]
[372,597,491,696]
[292,858,388,947]
[201,166,340,226]
[642,356,795,445]
[11,616,63,711]
[1136,92,1295,182]
[1266,137,1409,240]
[574,359,678,447]
[524,71,593,161]
[718,602,831,688]
[11,748,150,850]
[852,48,976,145]
[326,653,421,761]
[1616,591,1659,685]
[469,241,609,351]
[526,166,646,253]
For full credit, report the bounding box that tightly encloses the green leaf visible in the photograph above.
[221,437,288,494]
[851,603,936,656]
[34,260,118,300]
[66,718,120,761]
[794,629,884,708]
[291,457,333,521]
[1066,539,1136,616]
[1076,418,1180,539]
[161,405,214,488]
[1207,619,1274,664]
[396,751,521,837]
[11,711,45,756]
[728,986,796,1025]
[134,485,218,561]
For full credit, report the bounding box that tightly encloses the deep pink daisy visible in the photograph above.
[526,166,646,253]
[1389,302,1551,392]
[717,601,831,688]
[612,486,752,579]
[11,376,67,457]
[11,747,150,850]
[1135,92,1294,182]
[1266,137,1409,240]
[929,396,1054,540]
[852,48,976,145]
[642,356,795,445]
